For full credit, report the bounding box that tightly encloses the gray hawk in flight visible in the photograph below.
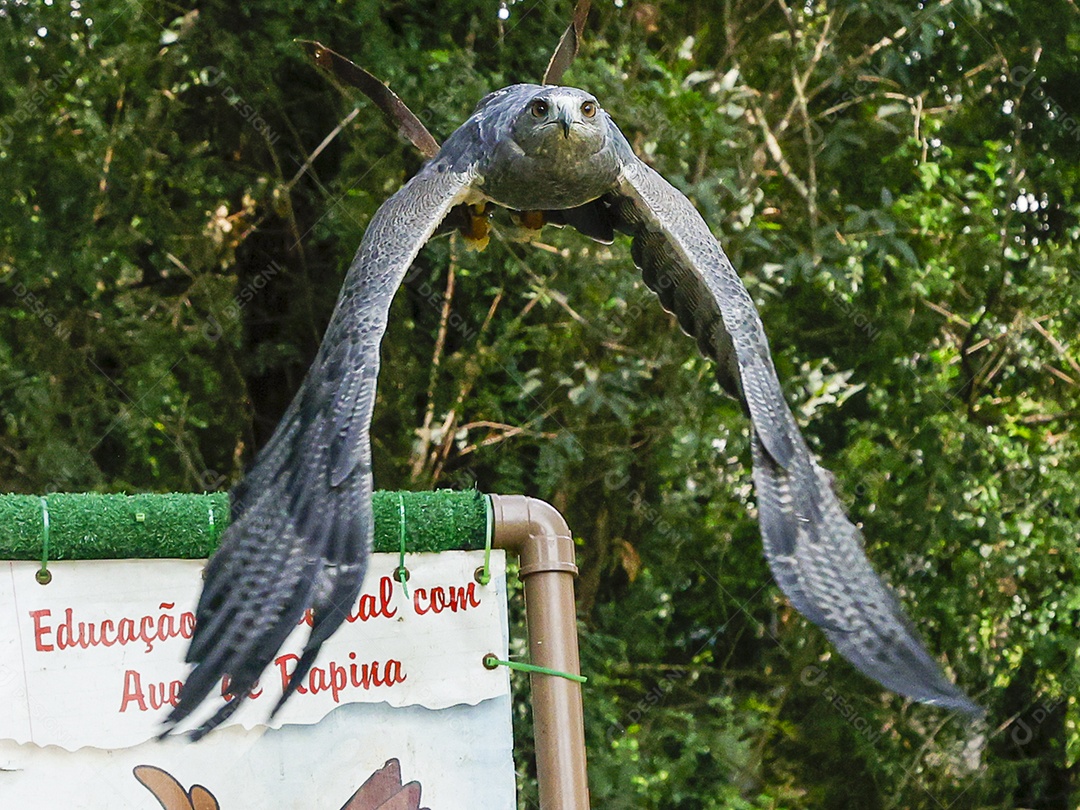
[162,79,981,738]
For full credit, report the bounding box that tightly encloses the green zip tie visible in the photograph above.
[36,496,51,585]
[396,493,409,598]
[478,494,494,586]
[482,654,587,684]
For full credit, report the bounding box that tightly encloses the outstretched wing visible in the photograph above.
[603,144,981,715]
[163,160,479,739]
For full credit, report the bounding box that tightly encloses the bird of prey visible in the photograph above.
[162,81,981,738]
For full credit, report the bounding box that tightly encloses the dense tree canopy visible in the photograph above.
[2,1,1079,806]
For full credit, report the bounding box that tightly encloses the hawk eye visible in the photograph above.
[530,99,549,118]
[581,101,597,118]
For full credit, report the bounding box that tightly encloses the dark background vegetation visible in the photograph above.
[2,0,1079,806]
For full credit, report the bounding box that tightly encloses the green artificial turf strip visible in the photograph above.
[0,490,488,560]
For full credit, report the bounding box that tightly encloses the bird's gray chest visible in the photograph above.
[479,138,621,211]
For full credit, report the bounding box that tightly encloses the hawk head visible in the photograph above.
[510,86,607,159]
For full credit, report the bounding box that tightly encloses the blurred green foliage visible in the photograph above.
[2,0,1079,806]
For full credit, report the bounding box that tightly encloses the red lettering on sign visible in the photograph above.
[28,603,195,654]
[274,652,406,704]
[29,609,53,651]
[413,582,481,616]
[220,675,263,701]
[119,669,182,713]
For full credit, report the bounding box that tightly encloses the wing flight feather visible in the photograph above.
[604,150,981,715]
[163,161,479,738]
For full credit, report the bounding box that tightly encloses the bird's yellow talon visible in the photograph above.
[505,209,546,242]
[461,203,491,251]
[520,210,546,230]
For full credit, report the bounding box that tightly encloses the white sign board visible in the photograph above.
[0,552,515,809]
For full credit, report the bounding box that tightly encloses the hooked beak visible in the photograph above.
[558,110,574,138]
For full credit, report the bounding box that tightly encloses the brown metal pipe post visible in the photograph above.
[490,494,589,810]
